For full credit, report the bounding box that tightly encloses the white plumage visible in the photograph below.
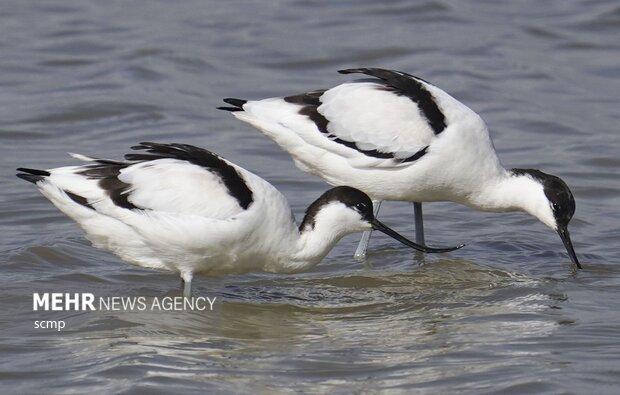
[30,146,292,275]
[227,73,495,201]
[220,68,581,268]
[17,142,456,296]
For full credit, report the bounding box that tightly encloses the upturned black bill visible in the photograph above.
[371,219,464,253]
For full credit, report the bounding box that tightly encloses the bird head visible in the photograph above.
[512,169,580,268]
[300,186,463,253]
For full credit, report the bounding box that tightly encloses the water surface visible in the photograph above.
[1,1,619,393]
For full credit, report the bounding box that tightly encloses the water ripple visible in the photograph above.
[1,0,619,393]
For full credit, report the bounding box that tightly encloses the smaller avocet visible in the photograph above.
[17,142,461,296]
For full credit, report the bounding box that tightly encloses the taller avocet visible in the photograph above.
[16,142,458,296]
[219,67,581,269]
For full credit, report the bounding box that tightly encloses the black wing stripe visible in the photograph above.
[99,176,139,210]
[75,143,253,211]
[339,68,447,135]
[78,163,141,210]
[128,142,254,210]
[65,190,94,210]
[19,149,253,212]
[285,92,428,163]
[401,146,429,163]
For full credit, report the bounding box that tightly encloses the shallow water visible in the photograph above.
[1,0,619,393]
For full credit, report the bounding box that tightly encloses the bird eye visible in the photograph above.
[355,203,366,211]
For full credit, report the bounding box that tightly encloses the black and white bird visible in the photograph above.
[219,67,581,269]
[16,142,459,296]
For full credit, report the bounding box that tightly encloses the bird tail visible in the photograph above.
[217,98,247,112]
[16,167,50,184]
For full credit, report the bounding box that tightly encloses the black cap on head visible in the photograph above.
[512,168,580,268]
[544,177,575,230]
[299,186,374,230]
[512,169,575,228]
[300,186,464,254]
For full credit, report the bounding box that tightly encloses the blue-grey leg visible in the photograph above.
[413,202,425,245]
[354,200,382,260]
[181,273,192,298]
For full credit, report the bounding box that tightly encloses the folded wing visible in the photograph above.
[227,68,486,170]
[41,142,255,221]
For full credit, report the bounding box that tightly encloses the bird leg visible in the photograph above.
[354,200,382,260]
[413,202,425,245]
[181,272,193,298]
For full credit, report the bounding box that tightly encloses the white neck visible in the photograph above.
[283,203,367,272]
[469,170,556,228]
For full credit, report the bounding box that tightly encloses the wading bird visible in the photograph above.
[16,142,461,296]
[219,67,580,268]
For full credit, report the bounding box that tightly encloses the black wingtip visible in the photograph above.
[338,68,361,74]
[16,173,45,184]
[217,98,246,112]
[16,168,50,184]
[223,98,247,107]
[16,167,50,176]
[217,106,243,112]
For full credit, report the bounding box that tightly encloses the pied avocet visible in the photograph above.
[219,67,580,269]
[16,142,461,296]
